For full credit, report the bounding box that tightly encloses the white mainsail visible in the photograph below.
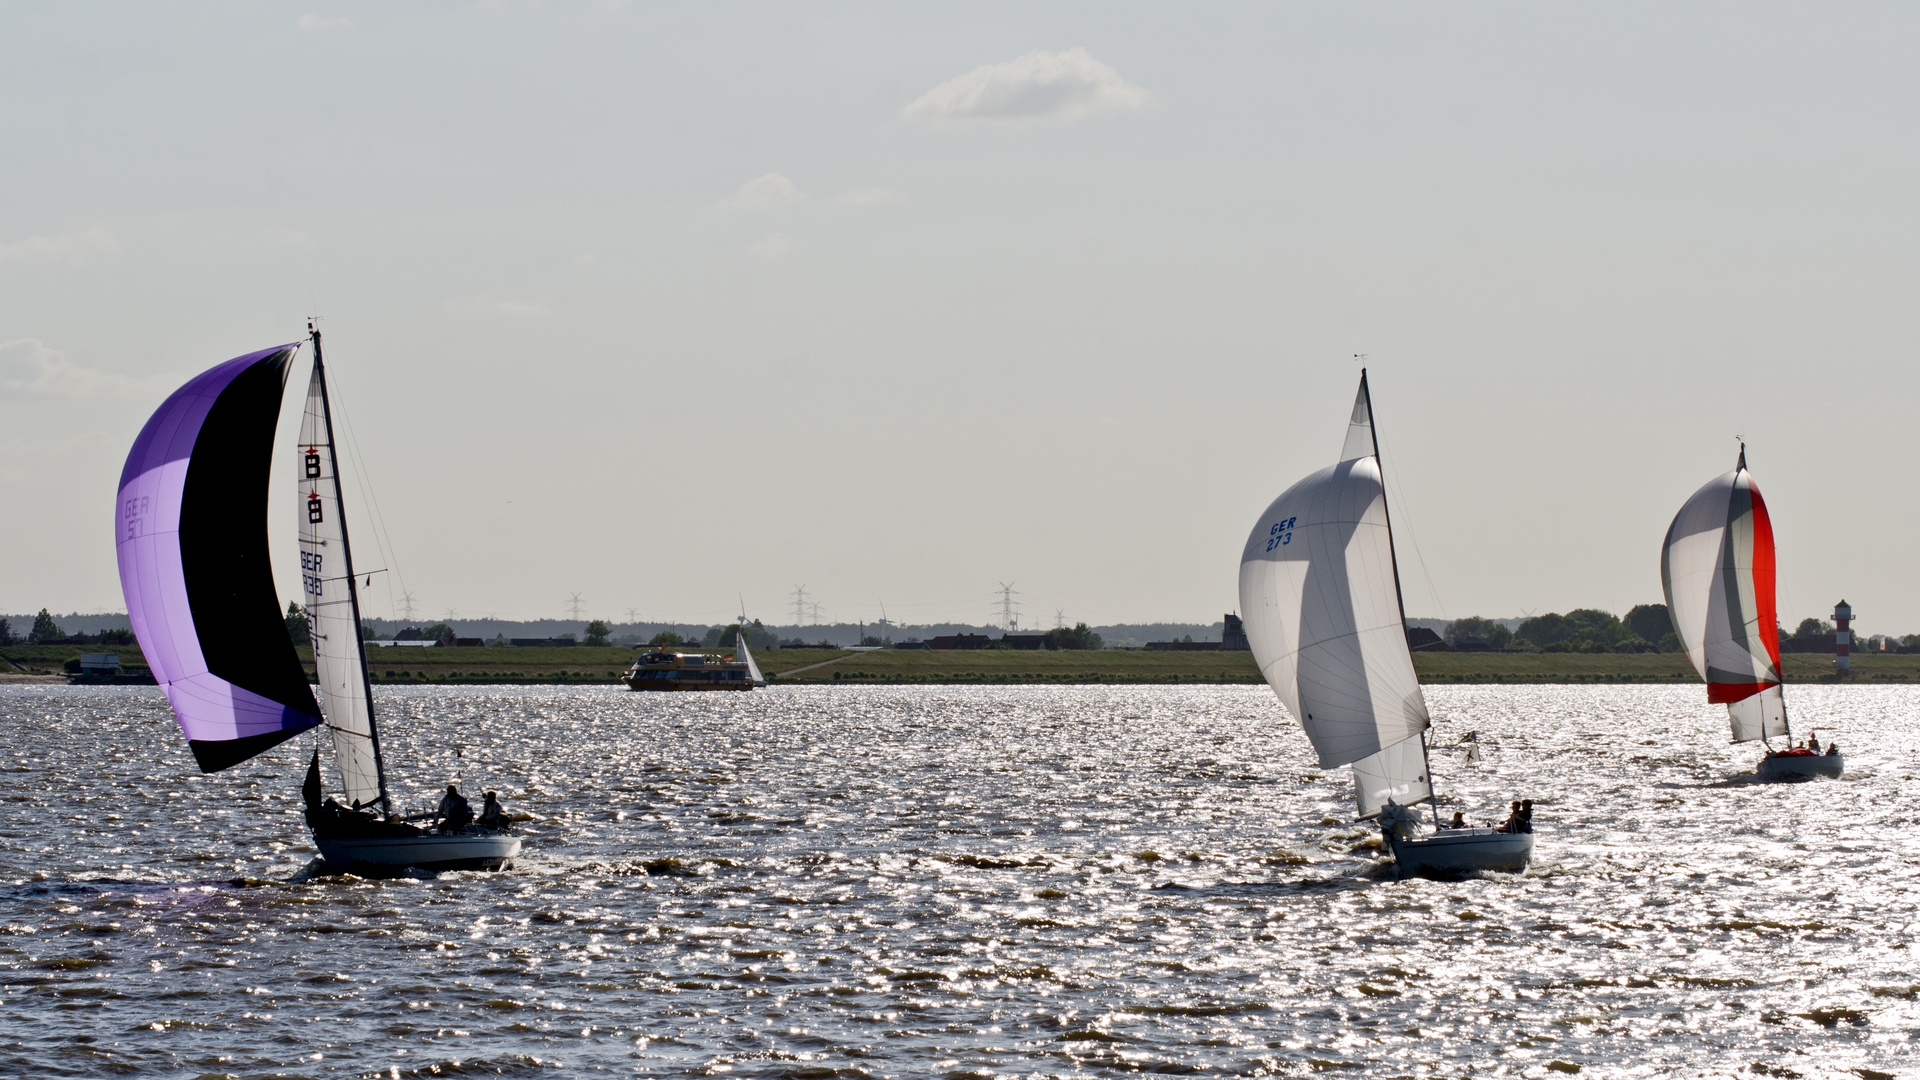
[1239,373,1433,817]
[737,627,766,686]
[1660,450,1788,743]
[296,358,386,809]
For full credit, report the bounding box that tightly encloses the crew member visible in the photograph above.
[478,791,508,832]
[1497,800,1523,833]
[437,784,473,834]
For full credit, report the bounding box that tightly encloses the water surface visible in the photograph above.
[1,683,1913,1077]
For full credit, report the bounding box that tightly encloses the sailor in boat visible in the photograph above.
[436,785,475,834]
[1809,734,1822,754]
[478,791,510,832]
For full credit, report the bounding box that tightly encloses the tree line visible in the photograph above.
[1442,605,1920,654]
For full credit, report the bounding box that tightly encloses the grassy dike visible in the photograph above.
[7,643,1917,686]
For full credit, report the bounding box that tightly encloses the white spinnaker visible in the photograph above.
[737,630,765,686]
[1352,736,1433,819]
[1238,376,1431,786]
[297,368,382,808]
[1727,684,1789,743]
[1661,459,1784,742]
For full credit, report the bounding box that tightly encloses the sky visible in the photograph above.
[4,3,1919,635]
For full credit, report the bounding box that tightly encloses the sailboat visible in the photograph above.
[1661,446,1842,780]
[737,621,767,687]
[1238,371,1533,876]
[116,328,522,874]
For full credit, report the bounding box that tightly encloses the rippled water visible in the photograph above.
[1,683,1916,1078]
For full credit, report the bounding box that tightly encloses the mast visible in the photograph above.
[309,323,391,812]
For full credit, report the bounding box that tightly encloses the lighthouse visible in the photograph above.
[1834,600,1853,676]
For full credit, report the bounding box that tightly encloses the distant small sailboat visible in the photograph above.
[117,328,522,873]
[1661,446,1843,780]
[1239,371,1533,876]
[1461,731,1484,764]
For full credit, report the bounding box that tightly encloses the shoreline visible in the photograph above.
[5,644,1911,687]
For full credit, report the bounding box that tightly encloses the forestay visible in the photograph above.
[297,357,387,809]
[1239,374,1432,814]
[116,345,323,772]
[1660,450,1787,742]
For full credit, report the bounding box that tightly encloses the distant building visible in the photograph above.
[999,634,1054,651]
[1406,627,1449,652]
[929,634,992,650]
[892,641,931,650]
[1147,640,1222,651]
[1221,614,1249,651]
[79,653,120,675]
[450,638,484,647]
[509,637,576,647]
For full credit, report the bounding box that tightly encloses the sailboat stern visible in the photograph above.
[314,833,522,875]
[1755,751,1844,781]
[1387,828,1533,877]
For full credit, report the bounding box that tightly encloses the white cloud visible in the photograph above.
[902,48,1155,127]
[749,233,793,258]
[298,13,350,32]
[836,188,905,206]
[0,225,117,266]
[727,172,804,211]
[0,339,162,399]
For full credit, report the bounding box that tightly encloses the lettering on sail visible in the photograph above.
[121,494,152,540]
[1265,516,1298,552]
[301,550,324,598]
[307,490,324,524]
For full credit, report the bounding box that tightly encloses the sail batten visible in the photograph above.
[1240,373,1433,816]
[117,345,323,772]
[1661,453,1787,742]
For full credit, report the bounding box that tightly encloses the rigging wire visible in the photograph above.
[313,348,410,627]
[1378,438,1448,625]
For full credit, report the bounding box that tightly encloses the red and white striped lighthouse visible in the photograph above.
[1834,599,1853,676]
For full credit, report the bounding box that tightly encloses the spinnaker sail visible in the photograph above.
[1660,448,1788,743]
[297,335,387,810]
[1238,372,1433,817]
[117,345,323,772]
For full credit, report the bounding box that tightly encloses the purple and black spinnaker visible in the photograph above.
[116,344,323,772]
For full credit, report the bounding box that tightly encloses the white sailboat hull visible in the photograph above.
[315,833,521,875]
[1756,752,1844,781]
[1387,827,1532,877]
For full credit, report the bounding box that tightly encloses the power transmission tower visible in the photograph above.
[809,601,823,626]
[399,591,419,622]
[790,584,808,627]
[1056,608,1066,630]
[997,582,1020,632]
[565,593,586,621]
[624,608,640,626]
[444,607,459,622]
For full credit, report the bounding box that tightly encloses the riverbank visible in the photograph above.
[4,644,1910,686]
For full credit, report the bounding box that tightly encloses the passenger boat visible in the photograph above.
[624,632,766,692]
[1238,371,1533,877]
[1662,446,1843,780]
[116,327,522,875]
